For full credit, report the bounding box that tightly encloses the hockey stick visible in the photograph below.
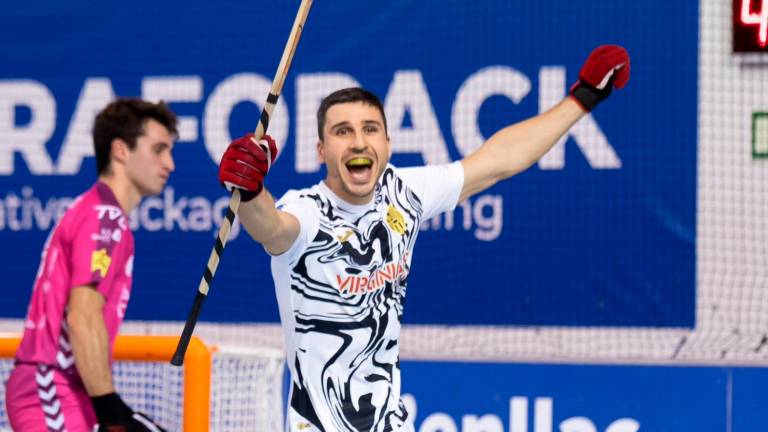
[171,0,313,366]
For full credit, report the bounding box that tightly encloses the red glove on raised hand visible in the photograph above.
[218,133,278,202]
[569,45,630,112]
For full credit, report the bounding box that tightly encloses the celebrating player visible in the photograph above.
[5,99,176,432]
[219,45,630,432]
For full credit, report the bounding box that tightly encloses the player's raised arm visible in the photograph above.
[459,45,630,202]
[218,133,300,255]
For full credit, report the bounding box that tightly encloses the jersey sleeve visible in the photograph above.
[68,205,127,297]
[395,161,464,220]
[270,190,322,264]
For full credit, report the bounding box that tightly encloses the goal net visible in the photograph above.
[0,335,284,432]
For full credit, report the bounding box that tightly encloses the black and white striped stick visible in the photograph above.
[171,0,313,366]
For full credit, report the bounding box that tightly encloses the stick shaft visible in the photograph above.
[170,291,206,366]
[255,0,313,140]
[171,0,313,366]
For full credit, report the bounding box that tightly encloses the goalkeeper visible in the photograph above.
[219,46,630,432]
[5,99,175,432]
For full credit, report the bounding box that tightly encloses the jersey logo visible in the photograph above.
[386,204,407,235]
[335,252,410,295]
[91,228,122,244]
[94,205,127,230]
[125,255,134,277]
[91,248,112,278]
[94,204,122,220]
[337,230,354,243]
[117,284,130,318]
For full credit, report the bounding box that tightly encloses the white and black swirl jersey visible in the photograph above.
[271,162,463,432]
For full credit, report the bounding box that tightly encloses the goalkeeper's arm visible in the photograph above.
[68,287,167,432]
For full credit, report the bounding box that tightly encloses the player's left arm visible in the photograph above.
[459,45,630,203]
[67,286,114,396]
[460,98,583,202]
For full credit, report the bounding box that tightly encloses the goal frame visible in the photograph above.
[0,334,212,432]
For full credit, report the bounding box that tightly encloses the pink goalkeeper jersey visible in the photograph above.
[15,181,134,374]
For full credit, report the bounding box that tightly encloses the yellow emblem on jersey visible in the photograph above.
[337,230,354,243]
[91,248,112,278]
[386,204,406,235]
[296,422,312,430]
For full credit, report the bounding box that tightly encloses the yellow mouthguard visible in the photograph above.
[346,158,372,167]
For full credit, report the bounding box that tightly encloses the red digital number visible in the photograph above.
[734,0,768,52]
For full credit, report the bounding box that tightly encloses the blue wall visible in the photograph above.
[0,0,697,327]
[402,360,765,432]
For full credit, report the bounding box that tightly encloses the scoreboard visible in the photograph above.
[734,0,768,52]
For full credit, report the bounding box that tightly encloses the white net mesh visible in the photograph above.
[210,346,285,431]
[0,340,284,432]
[0,359,12,432]
[114,361,185,431]
[0,359,185,431]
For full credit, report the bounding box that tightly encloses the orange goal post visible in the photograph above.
[0,334,285,431]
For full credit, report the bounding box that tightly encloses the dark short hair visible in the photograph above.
[316,87,387,141]
[93,98,178,175]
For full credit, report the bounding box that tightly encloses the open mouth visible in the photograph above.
[345,157,373,183]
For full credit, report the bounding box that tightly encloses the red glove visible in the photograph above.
[218,133,278,202]
[569,45,630,112]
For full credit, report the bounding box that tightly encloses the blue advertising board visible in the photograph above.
[401,360,766,432]
[0,0,697,326]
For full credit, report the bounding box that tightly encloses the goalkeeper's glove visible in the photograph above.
[91,392,167,432]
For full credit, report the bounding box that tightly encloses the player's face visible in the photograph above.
[318,102,390,205]
[124,119,175,196]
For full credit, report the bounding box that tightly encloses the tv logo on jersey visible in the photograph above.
[94,204,127,230]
